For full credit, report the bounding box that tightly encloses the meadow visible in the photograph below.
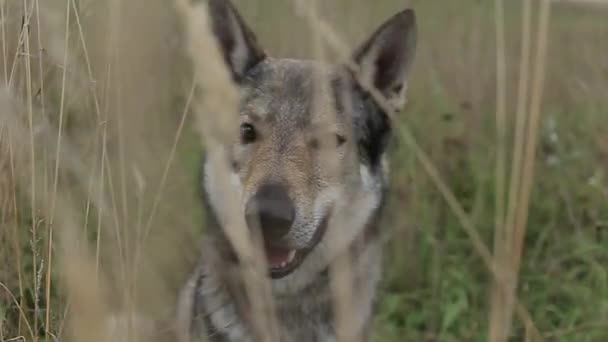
[0,0,607,341]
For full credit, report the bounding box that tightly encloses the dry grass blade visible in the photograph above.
[491,0,534,340]
[18,0,39,339]
[130,80,195,315]
[1,95,26,339]
[67,0,107,292]
[45,0,72,339]
[57,207,111,342]
[297,0,361,341]
[139,81,194,249]
[488,0,510,339]
[0,282,35,341]
[502,0,553,338]
[2,91,26,339]
[7,0,35,88]
[1,0,8,85]
[174,0,280,340]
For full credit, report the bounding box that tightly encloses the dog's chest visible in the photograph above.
[201,276,378,342]
[272,297,335,341]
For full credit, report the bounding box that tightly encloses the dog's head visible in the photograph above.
[201,0,416,287]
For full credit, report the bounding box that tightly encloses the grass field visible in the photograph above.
[1,0,607,341]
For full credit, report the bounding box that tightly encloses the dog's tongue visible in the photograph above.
[265,246,295,269]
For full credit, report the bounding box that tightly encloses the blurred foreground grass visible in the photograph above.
[0,0,607,341]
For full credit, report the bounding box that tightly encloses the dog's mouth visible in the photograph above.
[264,246,300,278]
[264,212,331,279]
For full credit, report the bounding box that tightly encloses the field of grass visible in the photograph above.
[1,0,607,341]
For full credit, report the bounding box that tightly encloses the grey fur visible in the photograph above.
[176,0,417,341]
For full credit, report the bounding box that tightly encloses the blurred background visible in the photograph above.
[0,0,607,341]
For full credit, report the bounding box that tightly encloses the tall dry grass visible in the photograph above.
[0,0,607,341]
[1,0,200,340]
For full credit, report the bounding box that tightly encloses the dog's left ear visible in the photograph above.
[353,9,417,111]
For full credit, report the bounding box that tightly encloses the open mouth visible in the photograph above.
[264,246,302,279]
[263,213,331,279]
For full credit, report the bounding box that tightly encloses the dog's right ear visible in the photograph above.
[204,0,266,81]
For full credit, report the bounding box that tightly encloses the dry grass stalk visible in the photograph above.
[490,0,535,339]
[488,0,511,339]
[2,80,95,342]
[292,1,362,341]
[1,86,53,341]
[174,0,280,340]
[44,0,73,339]
[3,0,178,339]
[19,1,40,338]
[0,91,18,337]
[0,108,14,230]
[501,0,553,339]
[0,86,28,339]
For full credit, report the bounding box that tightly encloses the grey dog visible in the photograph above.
[175,0,417,341]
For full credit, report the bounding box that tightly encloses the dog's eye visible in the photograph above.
[240,123,257,144]
[309,135,347,150]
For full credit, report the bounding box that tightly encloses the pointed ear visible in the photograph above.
[353,9,417,111]
[206,0,266,81]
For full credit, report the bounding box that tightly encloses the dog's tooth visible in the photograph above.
[287,250,296,262]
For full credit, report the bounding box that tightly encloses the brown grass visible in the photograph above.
[1,0,606,341]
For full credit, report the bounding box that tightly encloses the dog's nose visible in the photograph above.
[245,183,295,240]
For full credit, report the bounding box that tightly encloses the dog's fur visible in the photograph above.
[175,0,417,341]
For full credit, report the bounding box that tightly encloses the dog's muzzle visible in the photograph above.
[245,183,295,242]
[245,183,299,278]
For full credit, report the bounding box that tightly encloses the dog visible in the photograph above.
[175,0,417,341]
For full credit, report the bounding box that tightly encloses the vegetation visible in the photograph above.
[0,0,606,341]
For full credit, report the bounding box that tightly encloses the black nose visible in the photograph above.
[245,183,295,240]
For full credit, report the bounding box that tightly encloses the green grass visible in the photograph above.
[1,0,607,341]
[372,104,608,341]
